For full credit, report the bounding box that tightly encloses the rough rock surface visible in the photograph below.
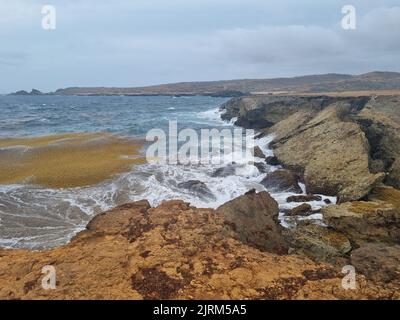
[0,199,398,300]
[287,195,323,203]
[322,200,400,246]
[354,95,400,188]
[283,223,352,263]
[270,103,384,202]
[351,243,400,285]
[216,191,287,254]
[288,203,313,216]
[260,169,302,194]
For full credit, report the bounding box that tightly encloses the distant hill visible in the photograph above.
[12,71,400,96]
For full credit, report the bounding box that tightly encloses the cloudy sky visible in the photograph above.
[1,0,400,93]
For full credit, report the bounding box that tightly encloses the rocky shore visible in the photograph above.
[1,93,400,300]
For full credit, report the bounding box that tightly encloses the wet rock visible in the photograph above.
[287,195,322,202]
[288,203,313,216]
[323,199,332,204]
[322,200,400,246]
[211,163,237,177]
[178,180,216,201]
[260,169,302,194]
[216,191,288,254]
[253,162,268,173]
[283,222,352,263]
[253,146,266,158]
[271,103,384,202]
[351,243,400,284]
[265,156,280,166]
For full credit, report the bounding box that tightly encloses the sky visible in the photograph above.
[0,0,400,93]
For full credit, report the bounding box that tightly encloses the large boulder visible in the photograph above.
[260,169,302,194]
[322,199,400,246]
[283,222,352,263]
[271,103,384,202]
[216,191,288,254]
[351,243,400,285]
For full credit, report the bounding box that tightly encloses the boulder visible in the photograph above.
[287,195,322,202]
[288,203,313,216]
[271,103,384,202]
[211,163,237,177]
[265,156,280,166]
[283,222,352,263]
[253,162,268,173]
[177,180,216,201]
[322,200,400,246]
[253,146,266,158]
[351,243,400,284]
[216,191,288,254]
[260,169,302,194]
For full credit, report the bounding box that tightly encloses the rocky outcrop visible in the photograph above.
[2,198,396,300]
[260,169,302,194]
[351,243,400,285]
[216,191,287,254]
[270,103,384,202]
[287,203,313,216]
[284,222,352,263]
[220,95,328,128]
[354,95,400,188]
[322,200,400,246]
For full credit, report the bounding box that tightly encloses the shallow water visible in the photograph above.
[0,95,335,249]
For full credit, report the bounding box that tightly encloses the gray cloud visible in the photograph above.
[0,0,399,93]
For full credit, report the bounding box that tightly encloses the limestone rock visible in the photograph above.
[271,103,384,202]
[351,243,400,284]
[260,169,302,194]
[216,191,288,254]
[322,200,400,246]
[283,223,352,263]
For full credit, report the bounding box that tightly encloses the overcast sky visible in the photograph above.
[1,0,400,93]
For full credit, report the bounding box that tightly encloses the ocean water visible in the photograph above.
[0,95,335,249]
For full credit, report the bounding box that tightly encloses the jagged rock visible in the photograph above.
[283,223,352,263]
[271,103,384,202]
[287,195,322,202]
[351,243,400,284]
[354,96,400,188]
[288,203,313,216]
[2,199,392,300]
[253,146,266,158]
[211,164,237,177]
[265,156,280,166]
[322,199,400,246]
[220,96,334,129]
[177,180,216,201]
[260,169,302,194]
[253,162,268,173]
[216,191,288,254]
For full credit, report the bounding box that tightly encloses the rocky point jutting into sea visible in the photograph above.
[1,93,400,299]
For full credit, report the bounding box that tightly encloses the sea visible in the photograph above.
[0,95,335,249]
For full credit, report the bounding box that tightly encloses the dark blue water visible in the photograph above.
[0,95,230,138]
